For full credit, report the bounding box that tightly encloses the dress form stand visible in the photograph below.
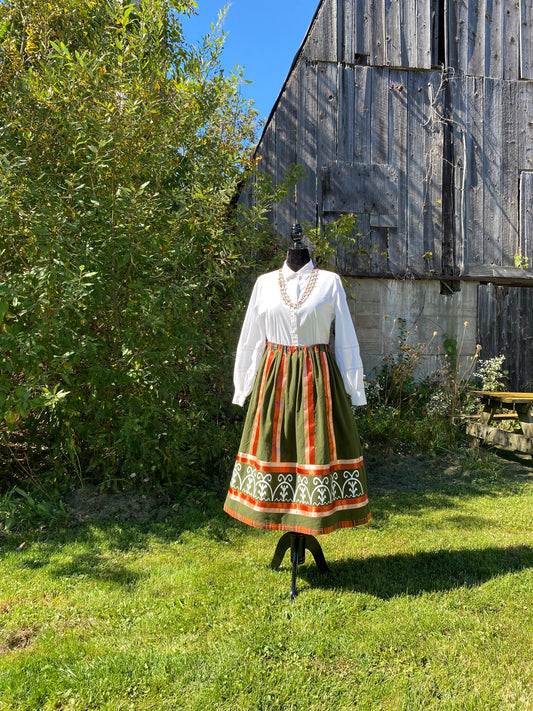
[270,224,332,600]
[270,532,332,600]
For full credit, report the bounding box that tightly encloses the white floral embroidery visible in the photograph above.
[272,473,294,502]
[231,465,364,506]
[331,469,364,499]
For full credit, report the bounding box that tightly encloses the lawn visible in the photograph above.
[1,447,532,710]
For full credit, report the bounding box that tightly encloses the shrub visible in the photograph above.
[0,0,279,492]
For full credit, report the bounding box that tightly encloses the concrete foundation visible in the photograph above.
[346,278,480,382]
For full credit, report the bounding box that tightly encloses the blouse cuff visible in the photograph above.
[232,392,247,407]
[350,389,367,407]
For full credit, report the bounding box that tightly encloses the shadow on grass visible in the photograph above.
[48,552,147,588]
[3,448,532,585]
[15,549,149,588]
[298,544,533,599]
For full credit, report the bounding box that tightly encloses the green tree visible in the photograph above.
[0,0,276,493]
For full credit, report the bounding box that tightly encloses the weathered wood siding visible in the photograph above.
[477,284,533,389]
[298,0,531,78]
[259,64,532,282]
[302,0,432,68]
[257,0,533,277]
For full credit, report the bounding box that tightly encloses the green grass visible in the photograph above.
[1,447,532,710]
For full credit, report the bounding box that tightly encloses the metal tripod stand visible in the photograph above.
[270,532,332,600]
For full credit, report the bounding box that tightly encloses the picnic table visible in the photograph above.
[466,391,533,454]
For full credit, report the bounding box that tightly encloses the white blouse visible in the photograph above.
[233,260,366,407]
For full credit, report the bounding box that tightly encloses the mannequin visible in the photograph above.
[278,224,329,597]
[224,222,370,600]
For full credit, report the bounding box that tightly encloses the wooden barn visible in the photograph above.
[247,0,533,389]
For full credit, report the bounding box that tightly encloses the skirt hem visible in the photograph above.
[224,503,372,536]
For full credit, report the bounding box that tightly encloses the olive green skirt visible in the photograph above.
[224,343,370,535]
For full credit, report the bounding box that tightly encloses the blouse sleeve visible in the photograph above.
[232,278,267,406]
[333,275,367,407]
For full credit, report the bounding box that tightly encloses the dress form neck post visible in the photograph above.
[286,222,311,272]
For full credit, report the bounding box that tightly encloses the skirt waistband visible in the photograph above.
[266,342,330,354]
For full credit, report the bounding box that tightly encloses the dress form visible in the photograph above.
[271,224,332,599]
[225,222,369,599]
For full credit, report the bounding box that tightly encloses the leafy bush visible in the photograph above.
[0,0,281,493]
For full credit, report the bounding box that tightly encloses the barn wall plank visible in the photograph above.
[370,67,389,164]
[353,65,372,162]
[388,68,408,274]
[450,73,469,274]
[321,0,338,62]
[317,62,339,168]
[516,287,533,390]
[501,79,520,264]
[467,76,484,268]
[406,70,427,272]
[483,79,503,266]
[371,0,387,65]
[486,0,503,79]
[440,74,456,277]
[387,0,402,66]
[404,0,418,67]
[366,0,376,65]
[342,0,355,62]
[519,82,533,171]
[446,0,458,69]
[521,0,533,78]
[354,0,369,56]
[469,0,486,77]
[455,0,470,76]
[296,61,318,226]
[417,0,431,68]
[337,0,344,61]
[274,71,299,239]
[337,64,355,163]
[520,172,533,264]
[503,0,520,80]
[424,73,445,274]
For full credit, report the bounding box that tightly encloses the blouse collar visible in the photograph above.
[281,259,315,281]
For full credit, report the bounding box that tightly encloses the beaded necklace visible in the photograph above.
[278,268,319,310]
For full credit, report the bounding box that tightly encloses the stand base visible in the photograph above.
[270,532,332,600]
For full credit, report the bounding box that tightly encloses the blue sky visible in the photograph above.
[182,1,317,121]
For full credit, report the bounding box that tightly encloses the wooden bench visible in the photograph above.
[466,391,533,454]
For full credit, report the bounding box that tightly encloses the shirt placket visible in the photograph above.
[288,273,306,345]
